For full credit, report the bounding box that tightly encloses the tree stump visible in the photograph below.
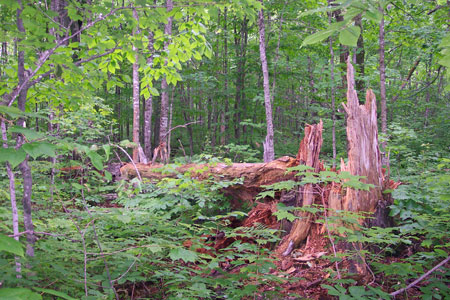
[276,120,323,256]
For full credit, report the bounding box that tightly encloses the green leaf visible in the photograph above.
[9,126,46,140]
[349,286,367,297]
[32,288,76,300]
[22,142,56,159]
[302,21,345,47]
[339,25,361,47]
[365,10,382,23]
[302,28,336,46]
[0,106,26,118]
[0,147,26,168]
[126,50,136,63]
[102,144,110,161]
[0,288,42,300]
[273,209,297,222]
[86,150,104,170]
[146,244,163,253]
[169,247,198,263]
[149,86,160,96]
[0,234,24,257]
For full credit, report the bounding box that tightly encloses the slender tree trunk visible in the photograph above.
[233,17,248,142]
[379,4,387,153]
[159,0,173,147]
[328,0,337,167]
[220,8,228,145]
[424,56,433,127]
[16,0,35,258]
[144,32,154,160]
[355,14,365,94]
[132,8,141,162]
[258,4,274,162]
[1,121,21,275]
[167,94,173,161]
[270,6,285,105]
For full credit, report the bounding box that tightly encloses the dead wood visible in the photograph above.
[327,58,385,275]
[329,58,383,217]
[276,120,324,256]
[120,156,298,206]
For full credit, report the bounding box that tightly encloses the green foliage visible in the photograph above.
[0,234,24,257]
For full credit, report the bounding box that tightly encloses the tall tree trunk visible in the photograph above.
[233,17,248,142]
[1,121,21,275]
[270,5,285,105]
[379,4,387,154]
[144,32,154,160]
[132,8,141,162]
[16,0,35,258]
[355,13,365,94]
[159,0,173,148]
[220,8,229,145]
[328,0,337,167]
[424,56,433,127]
[258,4,275,162]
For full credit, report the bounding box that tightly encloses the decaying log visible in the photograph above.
[120,156,298,206]
[276,120,324,256]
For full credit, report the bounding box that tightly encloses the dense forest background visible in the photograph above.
[0,0,449,299]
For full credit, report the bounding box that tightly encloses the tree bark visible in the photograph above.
[355,13,365,94]
[258,3,275,162]
[144,32,154,160]
[220,8,228,146]
[132,8,141,162]
[16,0,35,258]
[233,17,248,142]
[379,4,387,152]
[1,121,21,275]
[159,0,173,148]
[328,0,337,167]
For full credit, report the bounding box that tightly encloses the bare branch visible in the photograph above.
[390,256,450,297]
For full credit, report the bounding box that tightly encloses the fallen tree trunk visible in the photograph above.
[120,156,298,206]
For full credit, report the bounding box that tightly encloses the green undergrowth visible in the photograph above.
[0,158,289,300]
[1,143,449,299]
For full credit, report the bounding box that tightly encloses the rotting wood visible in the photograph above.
[276,120,324,256]
[120,156,298,206]
[327,58,385,276]
[329,58,383,219]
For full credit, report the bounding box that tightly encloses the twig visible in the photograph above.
[162,120,201,140]
[112,254,141,283]
[390,255,450,297]
[178,138,187,159]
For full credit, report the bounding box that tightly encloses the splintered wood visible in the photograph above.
[328,58,383,216]
[276,121,324,256]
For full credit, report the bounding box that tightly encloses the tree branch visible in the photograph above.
[390,256,450,297]
[2,5,129,107]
